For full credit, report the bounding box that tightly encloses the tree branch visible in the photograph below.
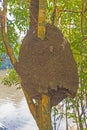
[37,0,46,40]
[51,0,57,25]
[29,0,39,30]
[22,87,38,124]
[0,0,17,66]
[37,94,52,130]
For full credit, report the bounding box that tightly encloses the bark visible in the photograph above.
[29,0,39,30]
[37,95,52,130]
[23,89,53,130]
[0,0,17,66]
[22,87,37,122]
[30,0,46,39]
[37,0,46,39]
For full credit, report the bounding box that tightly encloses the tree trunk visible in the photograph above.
[24,88,53,130]
[37,0,46,39]
[37,94,52,130]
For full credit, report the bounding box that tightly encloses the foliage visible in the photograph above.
[2,69,20,87]
[0,0,87,130]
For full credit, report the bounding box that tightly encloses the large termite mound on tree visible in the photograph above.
[16,24,79,106]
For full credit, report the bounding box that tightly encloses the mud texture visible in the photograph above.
[16,24,79,106]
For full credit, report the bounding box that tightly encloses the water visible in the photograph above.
[0,70,38,130]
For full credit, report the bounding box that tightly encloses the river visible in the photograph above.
[0,70,38,130]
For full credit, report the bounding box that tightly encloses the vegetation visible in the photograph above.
[0,0,87,130]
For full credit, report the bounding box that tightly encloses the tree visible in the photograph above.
[1,1,85,129]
